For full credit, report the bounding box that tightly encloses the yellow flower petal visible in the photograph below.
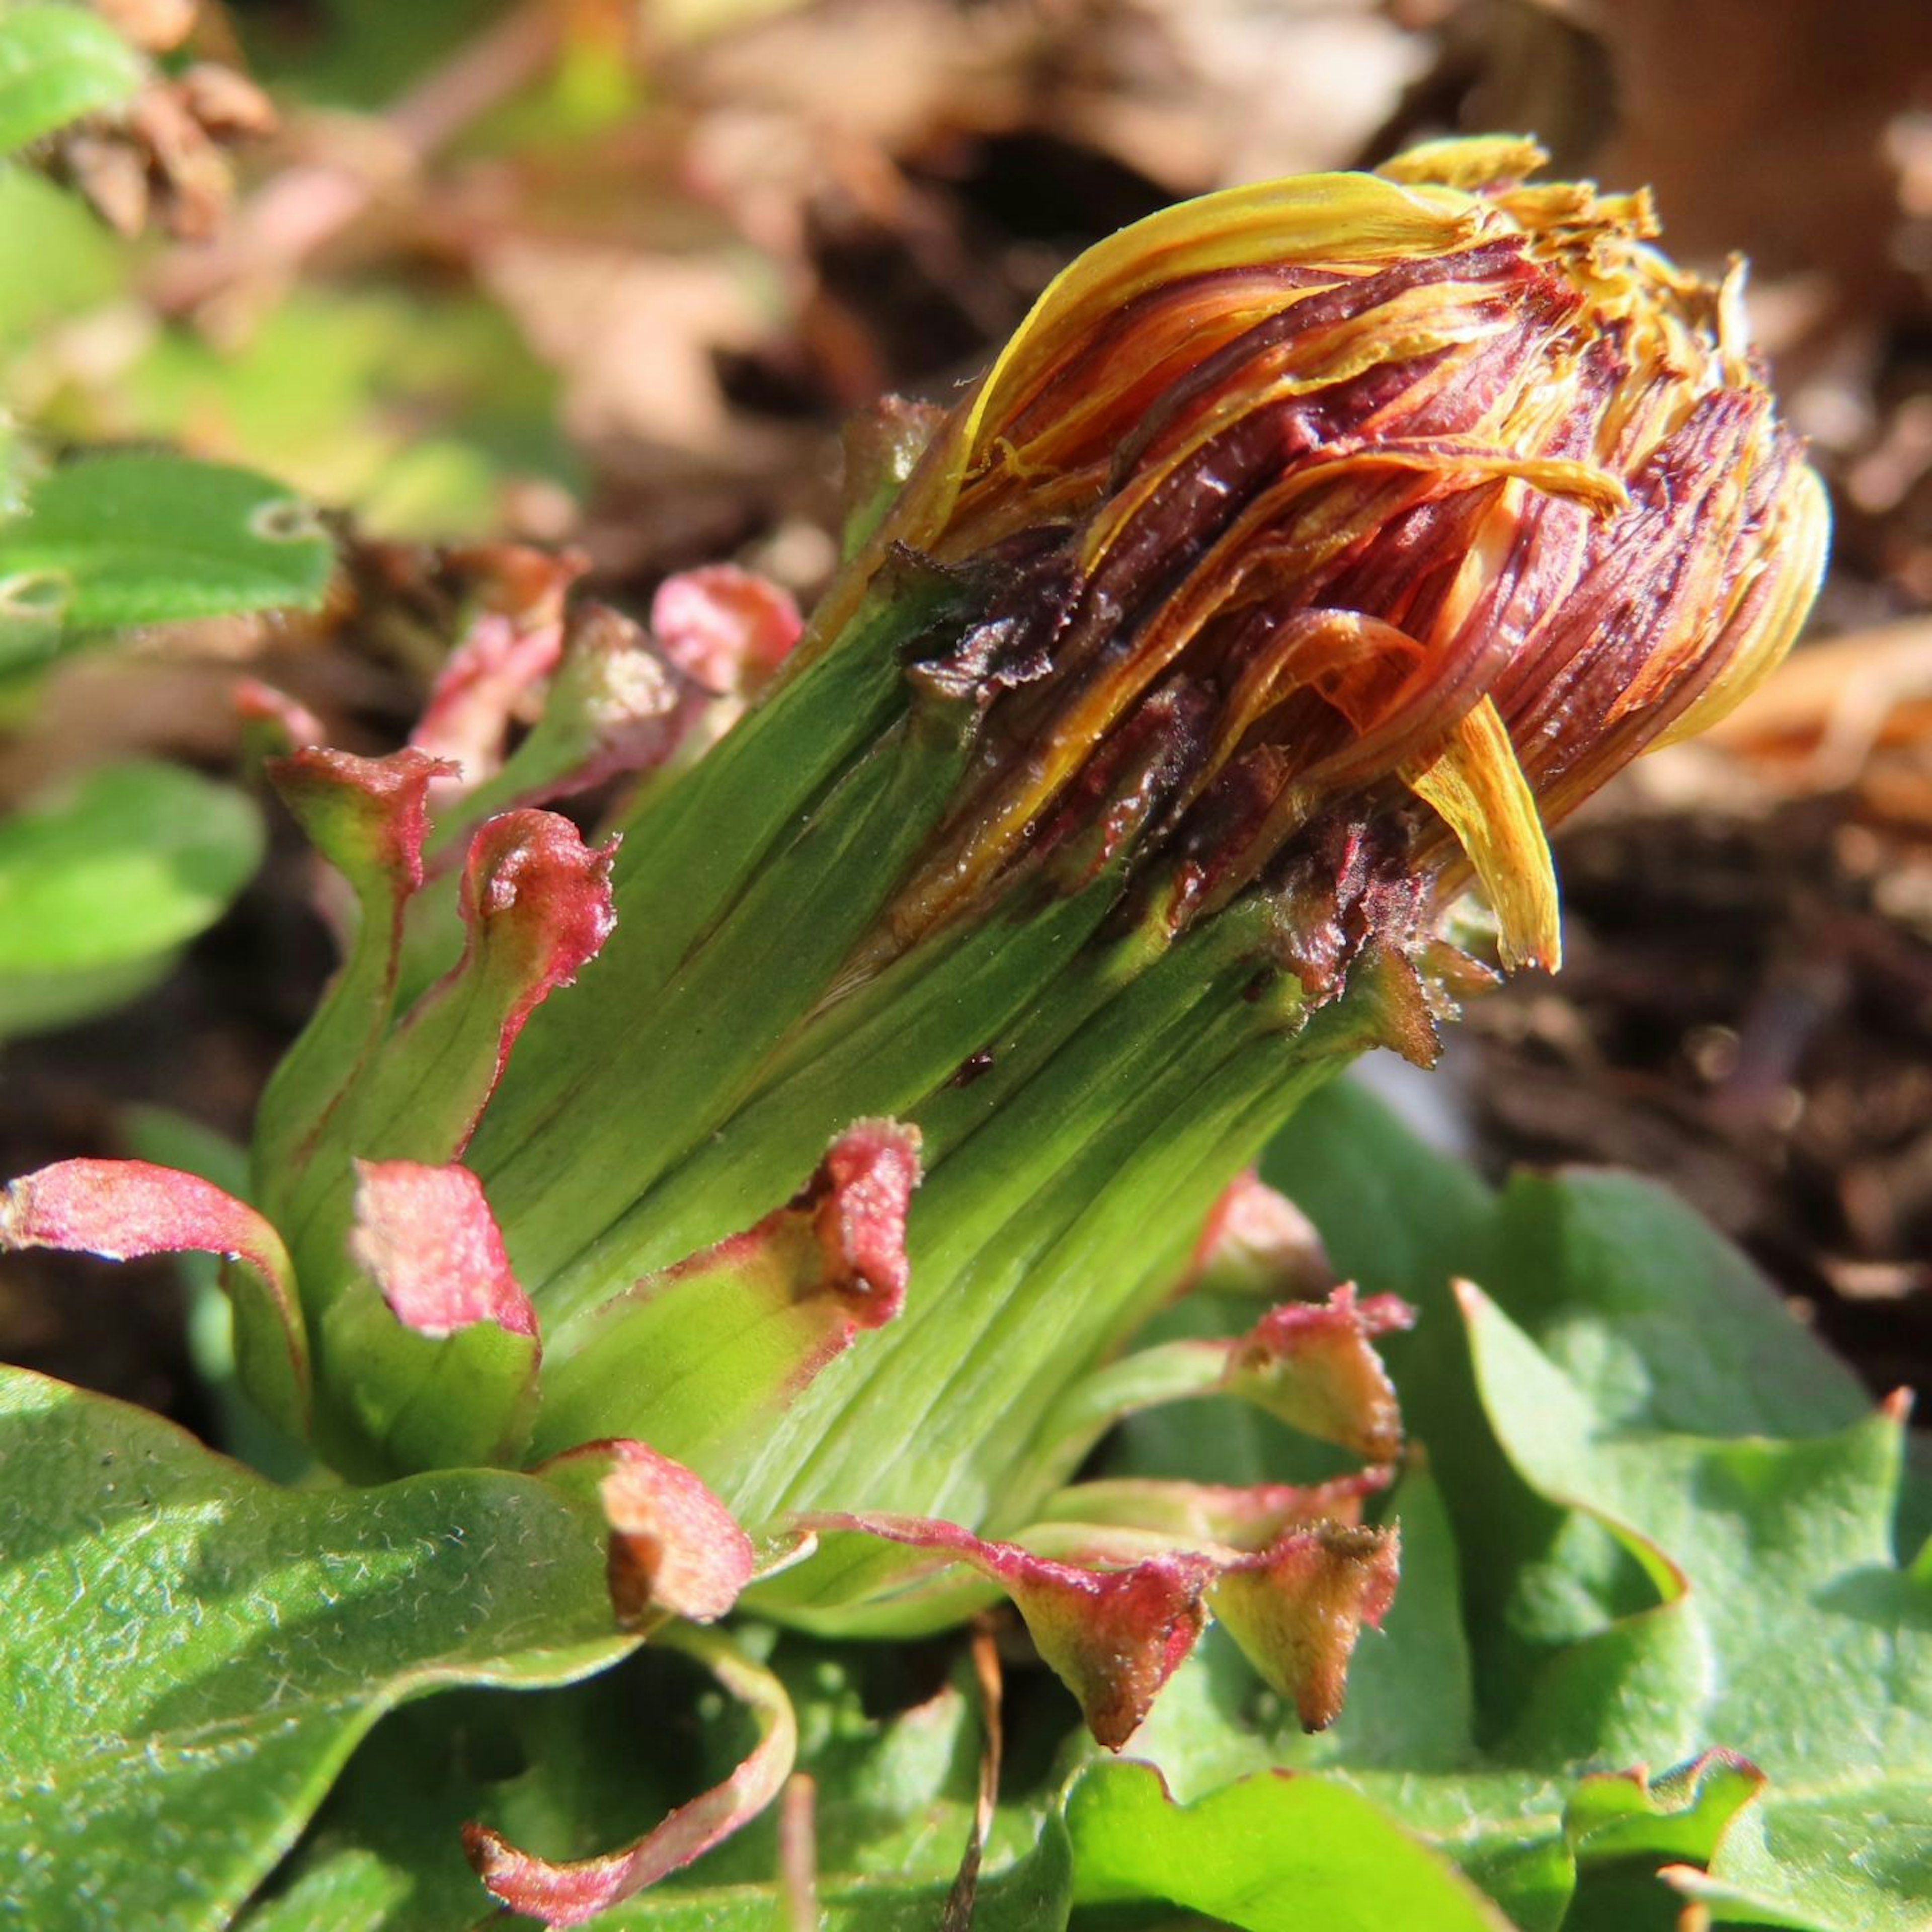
[1404,699,1561,973]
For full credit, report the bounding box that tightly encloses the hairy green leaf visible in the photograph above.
[0,1366,636,1931]
[0,452,334,630]
[0,4,141,158]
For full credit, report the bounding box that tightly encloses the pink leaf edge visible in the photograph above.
[444,809,619,1125]
[650,564,802,698]
[1180,1167,1333,1301]
[799,1509,1213,1750]
[410,544,585,783]
[799,1497,1402,1745]
[534,1437,757,1627]
[0,1158,310,1428]
[267,746,457,895]
[1222,1283,1417,1463]
[350,1159,537,1340]
[465,1629,796,1927]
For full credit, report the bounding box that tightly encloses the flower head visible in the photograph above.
[822,134,1824,976]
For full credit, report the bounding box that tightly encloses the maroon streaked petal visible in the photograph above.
[800,1510,1215,1749]
[349,1159,536,1339]
[0,1158,309,1435]
[1222,1284,1416,1462]
[465,1626,796,1927]
[650,564,803,698]
[1211,1520,1401,1730]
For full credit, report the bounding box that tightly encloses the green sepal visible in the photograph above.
[486,675,982,1316]
[252,749,450,1224]
[467,562,973,1290]
[321,1284,541,1476]
[533,1121,921,1483]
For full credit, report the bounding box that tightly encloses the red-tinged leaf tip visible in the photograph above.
[529,1120,926,1466]
[465,1625,796,1927]
[0,1158,309,1432]
[1180,1169,1333,1301]
[800,1119,923,1317]
[454,810,618,1075]
[596,1441,757,1626]
[530,604,707,792]
[1222,1284,1416,1462]
[1882,1387,1915,1426]
[350,1159,537,1340]
[650,564,803,698]
[1040,1469,1394,1549]
[267,746,456,893]
[1211,1521,1401,1731]
[234,677,325,754]
[4,1158,266,1265]
[410,546,585,783]
[800,1511,1214,1749]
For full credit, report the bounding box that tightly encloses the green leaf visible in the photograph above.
[1065,1759,1514,1931]
[0,5,142,158]
[112,285,580,540]
[1464,1285,1932,1928]
[0,1365,637,1931]
[1483,1167,1868,1437]
[0,759,265,1037]
[244,1640,1071,1932]
[0,452,335,630]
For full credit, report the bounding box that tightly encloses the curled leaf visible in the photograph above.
[532,1121,922,1470]
[349,1159,536,1341]
[0,1158,308,1436]
[650,564,802,699]
[465,1623,797,1926]
[1210,1520,1402,1730]
[1180,1168,1333,1301]
[534,1437,757,1627]
[328,1159,540,1473]
[799,1510,1215,1749]
[1222,1285,1416,1463]
[410,546,584,786]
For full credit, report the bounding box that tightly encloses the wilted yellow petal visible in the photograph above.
[1404,699,1560,973]
[1658,464,1832,748]
[1375,134,1550,192]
